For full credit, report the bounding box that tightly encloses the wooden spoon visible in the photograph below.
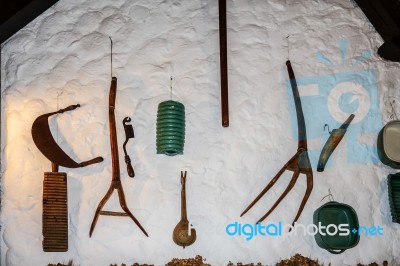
[172,171,196,248]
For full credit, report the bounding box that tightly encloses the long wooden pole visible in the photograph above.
[219,0,229,127]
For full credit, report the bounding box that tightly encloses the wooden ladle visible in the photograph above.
[172,171,196,248]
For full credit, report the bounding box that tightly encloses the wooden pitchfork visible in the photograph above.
[241,60,313,227]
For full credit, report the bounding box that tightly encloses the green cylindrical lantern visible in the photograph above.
[156,100,185,156]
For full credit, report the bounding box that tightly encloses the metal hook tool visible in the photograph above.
[241,60,313,228]
[122,117,135,177]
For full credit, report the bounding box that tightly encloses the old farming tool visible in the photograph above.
[172,171,196,248]
[219,0,229,127]
[89,77,148,237]
[241,60,313,227]
[317,114,355,172]
[31,104,104,252]
[122,117,135,177]
[32,104,104,168]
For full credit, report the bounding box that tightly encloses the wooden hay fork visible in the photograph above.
[89,77,148,237]
[241,60,313,227]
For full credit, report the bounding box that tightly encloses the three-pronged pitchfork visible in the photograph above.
[241,60,313,227]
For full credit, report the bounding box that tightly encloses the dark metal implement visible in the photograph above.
[172,171,196,248]
[122,117,135,177]
[89,77,148,237]
[317,114,355,172]
[219,0,229,127]
[241,60,313,227]
[32,104,104,168]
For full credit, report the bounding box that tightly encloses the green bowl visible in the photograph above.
[388,173,400,224]
[313,201,360,254]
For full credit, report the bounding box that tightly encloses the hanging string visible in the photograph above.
[286,35,290,60]
[320,188,334,202]
[56,91,63,143]
[109,36,113,79]
[56,91,61,143]
[389,100,398,120]
[170,76,173,100]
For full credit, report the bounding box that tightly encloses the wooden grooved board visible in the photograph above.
[43,172,68,252]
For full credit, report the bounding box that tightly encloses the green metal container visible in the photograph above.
[156,100,185,156]
[377,120,400,169]
[313,201,360,254]
[388,173,400,224]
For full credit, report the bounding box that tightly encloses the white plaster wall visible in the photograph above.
[1,0,400,265]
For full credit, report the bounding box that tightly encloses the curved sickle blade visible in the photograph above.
[31,105,103,168]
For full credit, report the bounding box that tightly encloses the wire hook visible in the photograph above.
[320,189,335,202]
[389,100,398,120]
[170,76,173,100]
[286,35,290,60]
[109,36,113,79]
[324,124,332,134]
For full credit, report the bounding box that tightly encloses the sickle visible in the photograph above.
[31,104,103,168]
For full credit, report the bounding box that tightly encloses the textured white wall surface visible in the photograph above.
[1,0,400,265]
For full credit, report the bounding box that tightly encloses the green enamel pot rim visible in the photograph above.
[158,100,184,108]
[157,107,185,112]
[157,107,185,113]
